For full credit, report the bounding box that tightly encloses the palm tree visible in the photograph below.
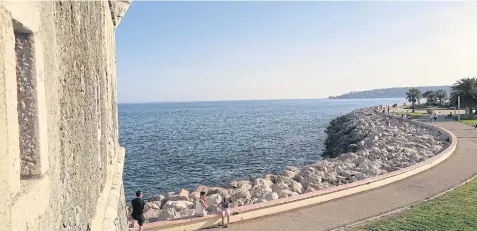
[450,77,477,115]
[406,88,422,112]
[422,90,436,106]
[435,89,448,105]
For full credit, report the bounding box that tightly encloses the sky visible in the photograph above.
[116,2,477,103]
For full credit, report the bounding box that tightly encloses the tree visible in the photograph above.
[435,89,448,105]
[450,77,477,115]
[422,90,436,106]
[406,88,422,112]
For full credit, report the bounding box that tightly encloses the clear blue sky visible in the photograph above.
[116,2,477,103]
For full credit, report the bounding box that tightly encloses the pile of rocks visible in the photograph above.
[134,108,450,222]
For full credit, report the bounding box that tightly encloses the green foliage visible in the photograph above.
[406,88,422,112]
[422,90,436,105]
[422,89,448,106]
[329,86,451,99]
[460,120,477,126]
[435,89,448,104]
[450,77,477,115]
[350,177,477,231]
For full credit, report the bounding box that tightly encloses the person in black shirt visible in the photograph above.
[131,190,147,230]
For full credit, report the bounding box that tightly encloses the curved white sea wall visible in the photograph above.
[136,108,450,222]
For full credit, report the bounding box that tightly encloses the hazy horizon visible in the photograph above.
[116,2,477,104]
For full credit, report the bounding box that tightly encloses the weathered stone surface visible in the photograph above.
[108,0,132,27]
[249,184,273,198]
[230,180,252,191]
[162,200,193,211]
[0,1,135,230]
[253,178,273,188]
[143,208,162,222]
[277,189,295,198]
[261,192,279,201]
[207,194,222,207]
[158,208,180,220]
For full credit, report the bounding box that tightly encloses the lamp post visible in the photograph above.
[458,95,461,122]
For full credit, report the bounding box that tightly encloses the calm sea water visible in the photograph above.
[119,98,404,201]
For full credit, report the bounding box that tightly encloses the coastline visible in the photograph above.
[131,107,450,223]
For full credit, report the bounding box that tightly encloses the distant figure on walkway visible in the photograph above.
[220,198,231,227]
[429,114,433,123]
[433,113,438,124]
[196,191,208,217]
[445,112,453,119]
[475,124,477,129]
[387,106,390,114]
[131,190,148,231]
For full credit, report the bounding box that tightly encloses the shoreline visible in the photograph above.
[131,107,450,223]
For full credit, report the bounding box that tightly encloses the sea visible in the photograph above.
[119,98,404,201]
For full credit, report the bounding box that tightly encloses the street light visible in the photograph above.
[458,95,461,122]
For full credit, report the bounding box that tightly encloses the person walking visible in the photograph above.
[220,198,231,227]
[433,113,438,124]
[131,190,148,231]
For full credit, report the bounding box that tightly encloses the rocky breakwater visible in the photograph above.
[134,108,450,223]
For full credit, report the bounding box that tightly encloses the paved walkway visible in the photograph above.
[207,120,477,231]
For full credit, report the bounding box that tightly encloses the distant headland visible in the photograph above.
[329,85,451,99]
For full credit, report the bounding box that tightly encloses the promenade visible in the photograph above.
[207,119,477,231]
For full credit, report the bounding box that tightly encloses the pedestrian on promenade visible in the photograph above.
[220,198,231,228]
[445,112,453,119]
[433,113,438,124]
[131,190,149,231]
[196,191,208,217]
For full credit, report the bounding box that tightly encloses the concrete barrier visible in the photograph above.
[132,121,457,231]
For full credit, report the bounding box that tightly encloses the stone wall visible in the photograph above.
[0,1,130,230]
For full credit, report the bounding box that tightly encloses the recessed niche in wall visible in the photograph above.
[14,31,43,177]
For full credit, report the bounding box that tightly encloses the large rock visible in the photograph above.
[277,189,296,198]
[149,195,165,203]
[207,194,222,207]
[158,208,180,220]
[230,188,251,203]
[253,198,268,204]
[261,192,279,201]
[282,166,300,178]
[290,180,304,194]
[271,182,289,193]
[143,208,162,222]
[253,178,273,188]
[230,180,253,191]
[162,200,193,211]
[249,184,273,198]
